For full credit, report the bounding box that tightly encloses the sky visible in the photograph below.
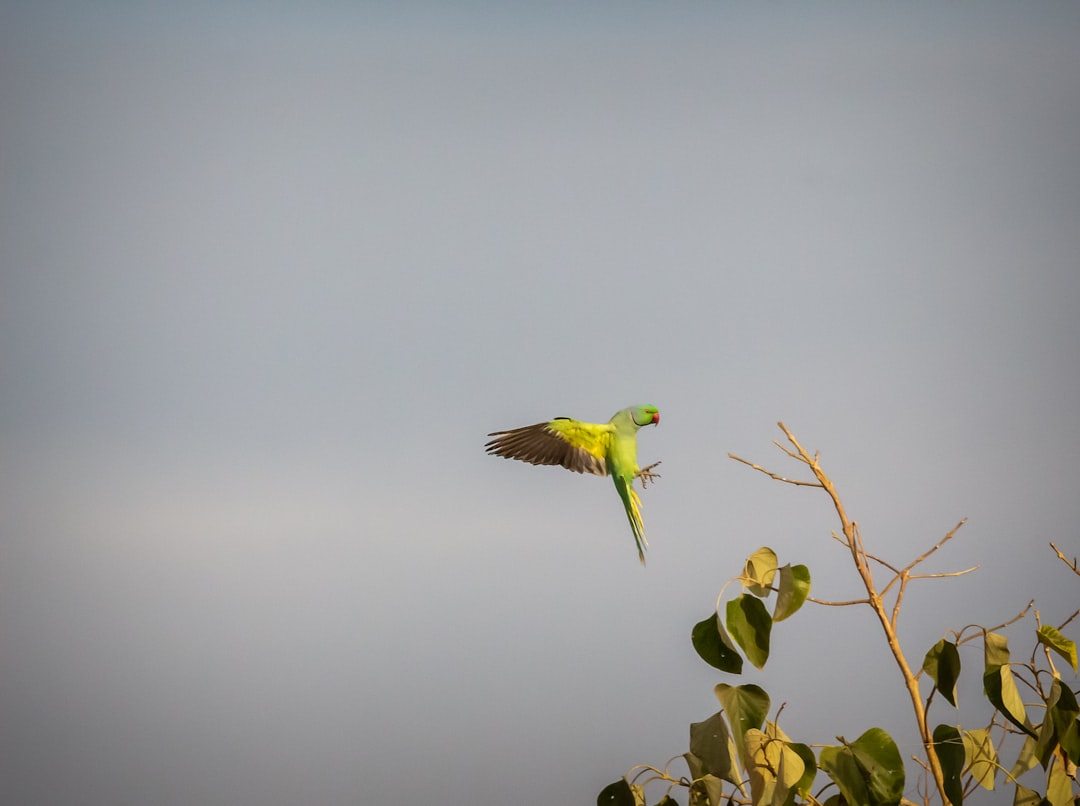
[1,2,1078,804]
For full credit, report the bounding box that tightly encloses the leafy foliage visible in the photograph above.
[688,710,741,788]
[819,728,905,806]
[692,614,743,675]
[773,564,810,623]
[1039,625,1079,675]
[932,724,964,806]
[923,639,961,707]
[725,595,772,670]
[600,424,1079,806]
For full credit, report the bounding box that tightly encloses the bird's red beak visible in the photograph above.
[652,412,660,425]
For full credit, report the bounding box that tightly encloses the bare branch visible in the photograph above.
[877,520,970,605]
[1050,541,1080,577]
[1013,668,1042,697]
[899,519,968,575]
[867,553,901,575]
[772,439,808,463]
[852,521,869,559]
[773,702,788,729]
[956,601,1035,647]
[890,575,909,631]
[908,567,979,580]
[728,453,824,487]
[769,422,950,804]
[830,531,851,549]
[1059,609,1079,631]
[808,596,872,607]
[988,600,1035,634]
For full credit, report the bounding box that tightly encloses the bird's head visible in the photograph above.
[630,405,660,427]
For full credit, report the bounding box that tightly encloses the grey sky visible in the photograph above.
[1,3,1078,804]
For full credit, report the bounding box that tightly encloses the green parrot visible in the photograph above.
[485,405,661,564]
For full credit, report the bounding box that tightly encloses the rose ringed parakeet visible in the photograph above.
[485,405,661,564]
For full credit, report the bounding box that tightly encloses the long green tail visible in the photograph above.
[615,476,648,565]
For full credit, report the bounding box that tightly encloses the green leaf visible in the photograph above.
[821,730,905,806]
[785,741,818,799]
[849,727,905,806]
[820,744,870,806]
[743,547,778,597]
[744,729,778,806]
[746,728,806,806]
[923,639,962,707]
[773,564,810,622]
[1012,783,1044,806]
[984,630,1011,667]
[932,724,965,806]
[1046,755,1072,806]
[1037,625,1078,674]
[684,751,703,780]
[1033,699,1060,769]
[688,773,726,806]
[597,779,643,806]
[689,710,741,787]
[983,663,1031,735]
[962,727,997,790]
[1046,677,1080,766]
[983,632,1034,737]
[726,594,772,669]
[693,613,744,674]
[714,683,769,771]
[773,743,806,806]
[775,740,809,806]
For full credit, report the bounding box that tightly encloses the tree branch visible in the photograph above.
[1050,541,1080,577]
[758,422,951,804]
[808,596,872,607]
[901,519,968,575]
[727,453,824,487]
[952,601,1034,647]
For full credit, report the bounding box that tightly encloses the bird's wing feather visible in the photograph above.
[485,418,610,476]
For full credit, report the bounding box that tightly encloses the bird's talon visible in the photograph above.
[636,461,662,488]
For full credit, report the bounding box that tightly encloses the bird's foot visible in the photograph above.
[636,461,662,488]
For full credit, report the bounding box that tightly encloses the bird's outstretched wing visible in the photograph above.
[485,418,610,476]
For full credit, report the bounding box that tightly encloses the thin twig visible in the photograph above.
[772,440,808,463]
[901,520,968,575]
[908,568,979,580]
[878,520,969,604]
[880,564,978,602]
[1050,541,1080,577]
[774,702,788,727]
[867,553,902,575]
[830,531,852,549]
[1058,609,1079,631]
[952,601,1035,647]
[727,453,824,487]
[989,601,1036,634]
[891,577,909,631]
[808,596,872,607]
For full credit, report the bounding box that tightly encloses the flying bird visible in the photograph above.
[485,405,661,564]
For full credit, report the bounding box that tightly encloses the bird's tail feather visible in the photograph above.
[620,482,649,565]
